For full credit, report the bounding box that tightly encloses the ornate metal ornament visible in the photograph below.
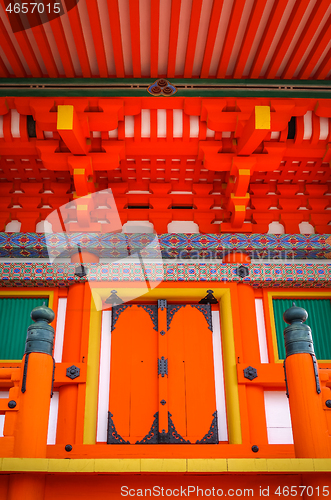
[199,290,218,305]
[237,265,249,278]
[105,290,123,306]
[137,304,158,331]
[158,300,167,310]
[160,400,166,405]
[107,412,130,444]
[111,304,132,332]
[158,357,168,377]
[191,304,213,332]
[135,413,159,444]
[147,79,177,96]
[167,304,184,330]
[160,330,166,336]
[195,411,218,444]
[66,365,80,380]
[167,412,191,444]
[243,366,258,380]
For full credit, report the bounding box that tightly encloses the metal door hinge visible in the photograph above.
[158,357,168,377]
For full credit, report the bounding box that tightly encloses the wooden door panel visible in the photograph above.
[167,304,218,443]
[108,305,158,444]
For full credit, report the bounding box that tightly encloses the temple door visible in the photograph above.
[107,301,218,444]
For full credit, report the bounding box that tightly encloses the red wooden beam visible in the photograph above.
[200,0,223,78]
[233,0,267,79]
[67,3,92,77]
[129,0,141,78]
[282,0,330,79]
[314,47,331,79]
[184,0,203,78]
[29,25,59,78]
[49,17,75,78]
[107,0,125,77]
[216,0,244,79]
[265,0,311,79]
[167,0,182,78]
[86,0,108,78]
[0,17,26,77]
[298,17,331,79]
[0,55,9,77]
[249,0,289,79]
[150,0,160,78]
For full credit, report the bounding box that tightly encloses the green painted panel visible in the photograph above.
[0,297,49,360]
[273,298,331,360]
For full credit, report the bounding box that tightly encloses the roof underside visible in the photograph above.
[0,0,330,80]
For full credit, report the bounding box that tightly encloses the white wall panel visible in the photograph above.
[97,310,112,442]
[264,391,293,444]
[212,310,228,442]
[255,298,269,363]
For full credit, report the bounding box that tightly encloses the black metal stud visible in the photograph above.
[160,400,166,406]
[244,366,258,380]
[325,400,331,408]
[65,444,72,452]
[237,265,249,278]
[251,445,259,453]
[8,400,16,408]
[66,365,80,380]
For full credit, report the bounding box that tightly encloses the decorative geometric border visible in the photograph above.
[0,262,330,288]
[0,233,330,260]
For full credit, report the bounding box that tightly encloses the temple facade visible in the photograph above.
[0,1,331,498]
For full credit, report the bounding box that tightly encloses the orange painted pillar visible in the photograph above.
[56,251,98,446]
[237,282,268,449]
[8,305,55,500]
[283,304,330,457]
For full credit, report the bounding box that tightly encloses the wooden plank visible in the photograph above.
[233,0,268,79]
[150,0,160,77]
[216,0,244,79]
[0,17,26,77]
[184,0,203,78]
[67,2,92,77]
[167,0,182,78]
[298,17,331,79]
[107,0,125,77]
[314,47,331,80]
[49,17,75,78]
[200,0,223,78]
[249,0,289,78]
[86,0,108,78]
[129,0,141,77]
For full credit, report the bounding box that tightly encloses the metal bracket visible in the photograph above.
[158,300,167,311]
[137,305,158,331]
[167,412,191,443]
[311,353,321,394]
[111,304,132,332]
[167,304,184,330]
[107,412,130,444]
[21,353,29,393]
[135,413,159,444]
[158,357,168,377]
[160,330,166,336]
[191,304,213,332]
[196,411,218,444]
[66,365,80,380]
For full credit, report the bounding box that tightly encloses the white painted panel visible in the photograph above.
[264,390,293,427]
[125,116,135,138]
[319,117,329,140]
[47,392,59,445]
[268,221,285,234]
[122,221,154,233]
[54,298,67,363]
[173,110,183,138]
[0,116,4,138]
[303,111,313,140]
[109,129,118,138]
[157,110,167,138]
[97,310,112,442]
[44,131,54,139]
[222,131,231,138]
[141,109,151,137]
[189,116,199,138]
[206,127,215,138]
[11,109,20,138]
[299,221,315,235]
[0,416,4,437]
[158,0,172,75]
[168,221,199,233]
[267,427,294,445]
[212,310,228,442]
[5,220,21,232]
[0,391,9,398]
[271,131,280,139]
[255,298,269,363]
